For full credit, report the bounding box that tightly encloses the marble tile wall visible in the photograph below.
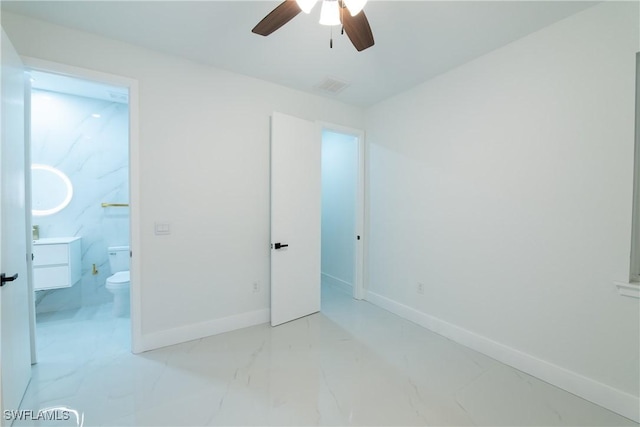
[31,89,129,313]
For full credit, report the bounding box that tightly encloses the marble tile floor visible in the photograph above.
[16,286,637,427]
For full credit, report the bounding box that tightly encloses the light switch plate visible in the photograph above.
[154,222,171,235]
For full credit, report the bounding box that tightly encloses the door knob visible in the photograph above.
[0,273,18,287]
[274,243,289,250]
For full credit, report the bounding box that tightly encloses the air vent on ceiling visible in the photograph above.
[108,91,129,103]
[314,77,350,94]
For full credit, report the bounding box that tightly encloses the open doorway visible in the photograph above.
[28,70,132,359]
[320,127,365,304]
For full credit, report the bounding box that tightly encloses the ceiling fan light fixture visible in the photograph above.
[319,0,341,26]
[252,0,375,51]
[296,0,318,14]
[344,0,367,16]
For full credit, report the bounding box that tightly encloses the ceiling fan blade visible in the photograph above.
[341,8,375,51]
[252,1,302,36]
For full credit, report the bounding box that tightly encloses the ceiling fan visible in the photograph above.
[252,0,375,52]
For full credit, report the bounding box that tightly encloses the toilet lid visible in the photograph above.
[108,271,130,284]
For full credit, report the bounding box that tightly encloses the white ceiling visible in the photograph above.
[2,1,598,107]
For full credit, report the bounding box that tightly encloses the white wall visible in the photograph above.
[1,12,364,349]
[365,1,639,419]
[321,130,358,292]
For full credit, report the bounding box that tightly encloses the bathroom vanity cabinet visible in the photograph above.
[33,237,81,291]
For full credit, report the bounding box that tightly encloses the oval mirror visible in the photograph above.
[31,164,74,216]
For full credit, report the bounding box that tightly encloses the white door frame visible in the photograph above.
[24,76,37,364]
[20,57,143,354]
[318,121,366,300]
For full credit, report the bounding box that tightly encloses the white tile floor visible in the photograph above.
[17,285,637,427]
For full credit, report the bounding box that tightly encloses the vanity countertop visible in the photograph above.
[33,237,81,245]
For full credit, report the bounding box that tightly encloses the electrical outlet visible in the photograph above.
[253,282,260,293]
[416,282,425,295]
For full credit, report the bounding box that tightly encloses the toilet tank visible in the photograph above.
[108,246,130,273]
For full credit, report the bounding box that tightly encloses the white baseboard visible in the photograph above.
[614,281,640,299]
[138,308,270,352]
[365,291,639,423]
[321,272,353,295]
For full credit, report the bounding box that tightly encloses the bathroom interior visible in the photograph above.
[30,70,132,357]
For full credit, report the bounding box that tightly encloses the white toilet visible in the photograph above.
[106,246,130,317]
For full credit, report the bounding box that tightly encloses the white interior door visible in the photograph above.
[1,28,31,418]
[270,112,321,327]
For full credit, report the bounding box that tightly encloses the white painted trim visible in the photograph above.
[630,52,640,283]
[24,77,38,365]
[20,57,143,354]
[365,291,640,423]
[614,281,640,299]
[129,79,142,354]
[138,309,270,352]
[322,272,353,295]
[23,56,138,93]
[355,129,366,301]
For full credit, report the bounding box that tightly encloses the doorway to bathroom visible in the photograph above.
[28,69,133,359]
